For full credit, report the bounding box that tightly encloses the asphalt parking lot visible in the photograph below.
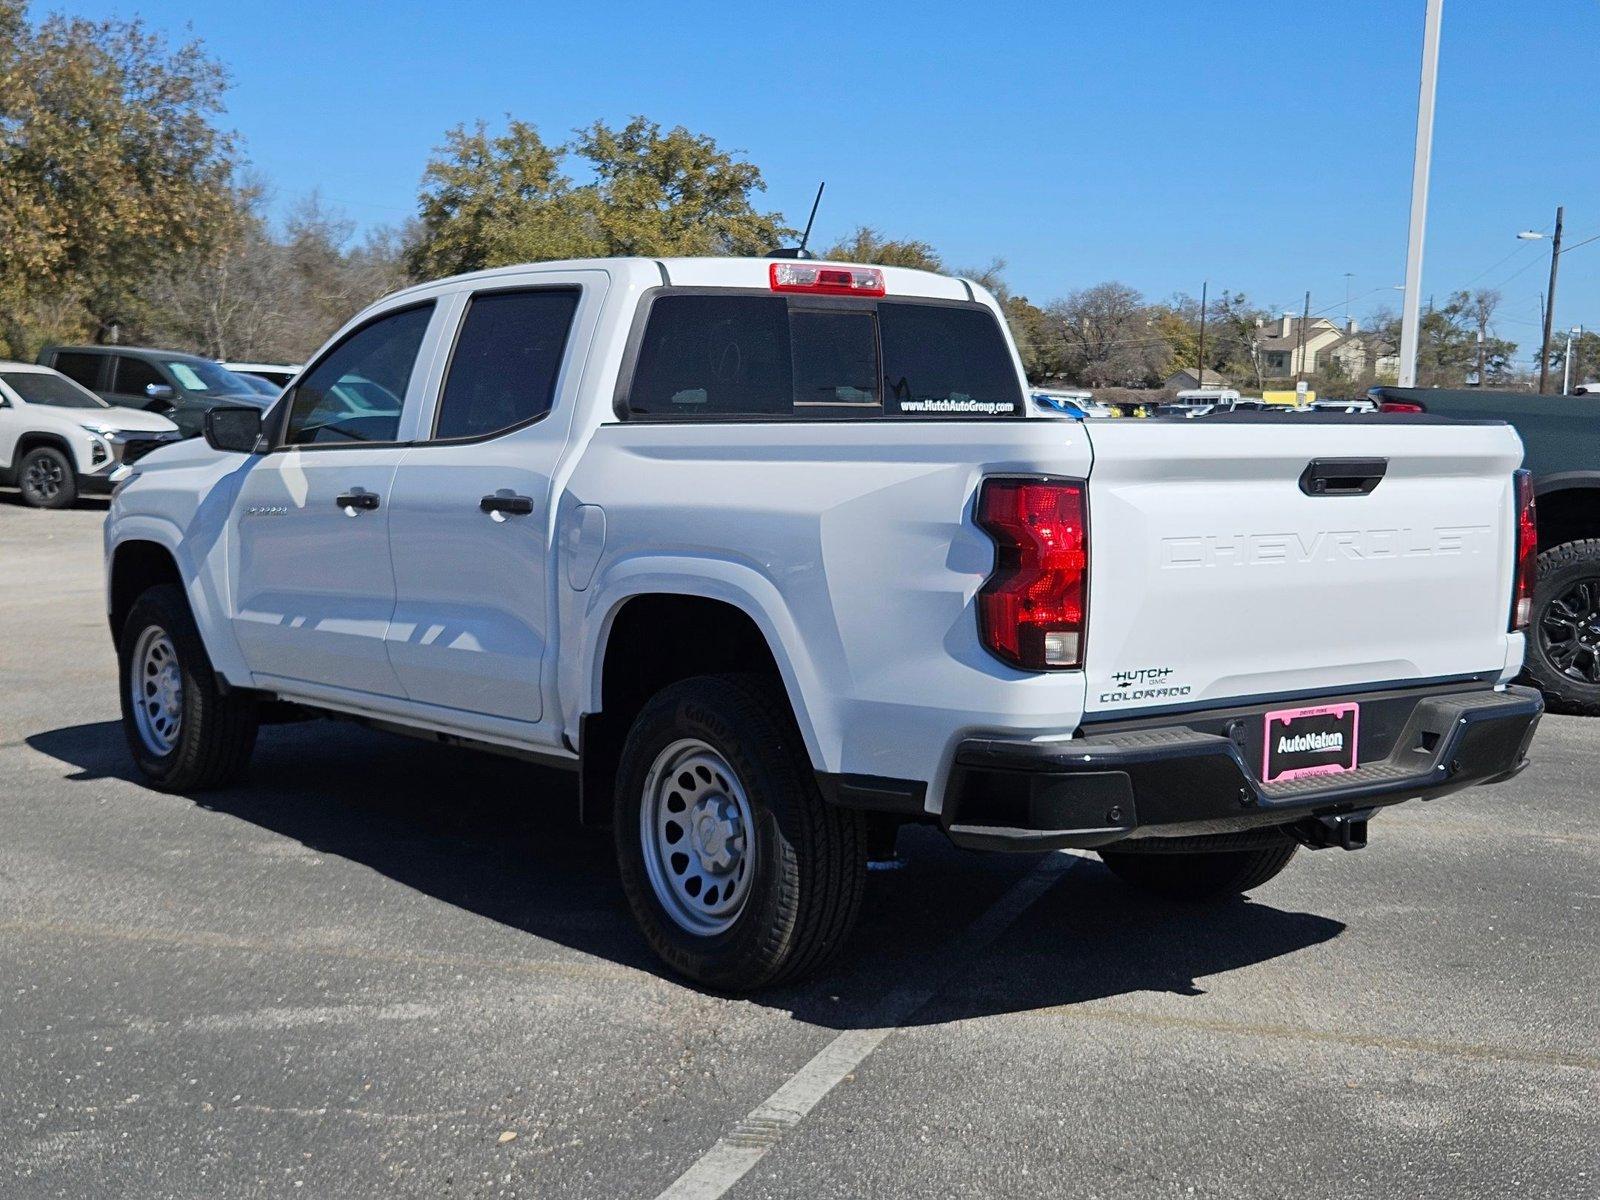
[1,500,1596,1199]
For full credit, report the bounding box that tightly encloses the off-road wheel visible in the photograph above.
[1522,539,1600,715]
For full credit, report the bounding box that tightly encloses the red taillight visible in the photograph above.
[769,262,886,296]
[975,479,1088,670]
[1380,401,1426,413]
[1512,469,1537,631]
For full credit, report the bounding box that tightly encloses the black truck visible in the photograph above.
[1374,386,1600,713]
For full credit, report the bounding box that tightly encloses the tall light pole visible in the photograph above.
[1563,326,1583,394]
[1398,0,1444,388]
[1196,280,1207,390]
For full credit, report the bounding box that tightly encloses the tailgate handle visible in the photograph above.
[1299,458,1387,496]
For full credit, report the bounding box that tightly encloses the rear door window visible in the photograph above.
[113,356,165,397]
[625,293,1023,420]
[52,351,105,390]
[433,288,580,440]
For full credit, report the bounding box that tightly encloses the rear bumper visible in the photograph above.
[942,685,1543,852]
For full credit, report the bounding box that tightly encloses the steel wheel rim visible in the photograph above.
[24,455,63,501]
[639,738,756,937]
[1538,577,1600,685]
[130,625,183,756]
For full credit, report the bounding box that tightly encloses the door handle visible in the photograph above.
[335,491,381,511]
[1298,458,1387,496]
[479,494,534,516]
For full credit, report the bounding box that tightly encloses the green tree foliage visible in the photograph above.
[406,119,591,280]
[0,1,241,355]
[571,117,787,257]
[823,226,944,271]
[406,116,788,280]
[1372,289,1517,388]
[1553,329,1600,389]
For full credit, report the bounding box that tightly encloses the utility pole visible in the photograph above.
[1475,330,1485,387]
[1196,280,1207,390]
[1398,0,1444,388]
[1538,204,1564,394]
[1295,291,1311,385]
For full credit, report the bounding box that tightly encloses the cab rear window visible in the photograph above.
[624,293,1024,420]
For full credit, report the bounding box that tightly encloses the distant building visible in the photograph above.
[1255,314,1398,380]
[1163,367,1232,391]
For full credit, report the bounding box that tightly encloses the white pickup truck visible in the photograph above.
[104,256,1543,989]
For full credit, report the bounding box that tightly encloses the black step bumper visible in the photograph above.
[942,685,1543,852]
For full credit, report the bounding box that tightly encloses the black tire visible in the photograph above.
[613,674,866,991]
[1521,539,1600,715]
[18,446,77,509]
[118,583,258,791]
[1098,838,1298,901]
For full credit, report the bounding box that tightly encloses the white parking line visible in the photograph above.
[654,851,1082,1200]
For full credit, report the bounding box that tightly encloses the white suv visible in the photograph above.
[0,362,180,508]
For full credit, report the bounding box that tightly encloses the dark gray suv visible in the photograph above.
[38,345,268,438]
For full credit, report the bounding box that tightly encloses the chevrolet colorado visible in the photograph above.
[104,257,1542,989]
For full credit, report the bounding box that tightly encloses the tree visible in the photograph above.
[823,226,943,271]
[143,192,408,362]
[405,116,789,279]
[571,117,787,257]
[406,119,592,281]
[1547,328,1600,391]
[1373,290,1517,388]
[1049,282,1168,387]
[0,2,240,355]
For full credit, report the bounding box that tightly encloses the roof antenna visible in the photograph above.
[770,181,825,259]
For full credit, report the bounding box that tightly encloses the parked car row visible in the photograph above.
[0,347,299,508]
[0,362,184,508]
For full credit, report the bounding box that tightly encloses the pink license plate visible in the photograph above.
[1262,702,1359,783]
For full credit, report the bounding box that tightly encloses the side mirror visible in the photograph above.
[203,405,265,454]
[144,382,176,401]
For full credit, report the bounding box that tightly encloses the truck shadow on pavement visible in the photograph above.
[28,718,1346,1029]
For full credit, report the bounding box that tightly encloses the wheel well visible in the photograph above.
[109,541,182,648]
[15,432,73,464]
[579,594,786,826]
[1536,488,1600,553]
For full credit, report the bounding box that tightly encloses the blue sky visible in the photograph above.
[47,0,1600,363]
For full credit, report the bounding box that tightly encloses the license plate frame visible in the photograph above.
[1262,702,1360,784]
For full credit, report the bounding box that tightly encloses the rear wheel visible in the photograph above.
[119,584,258,791]
[18,446,76,509]
[1523,539,1600,715]
[1098,838,1298,901]
[614,674,866,991]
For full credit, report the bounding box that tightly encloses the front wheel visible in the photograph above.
[1098,839,1298,901]
[119,583,259,791]
[18,446,77,509]
[613,674,866,991]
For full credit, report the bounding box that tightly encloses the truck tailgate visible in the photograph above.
[1080,419,1524,716]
